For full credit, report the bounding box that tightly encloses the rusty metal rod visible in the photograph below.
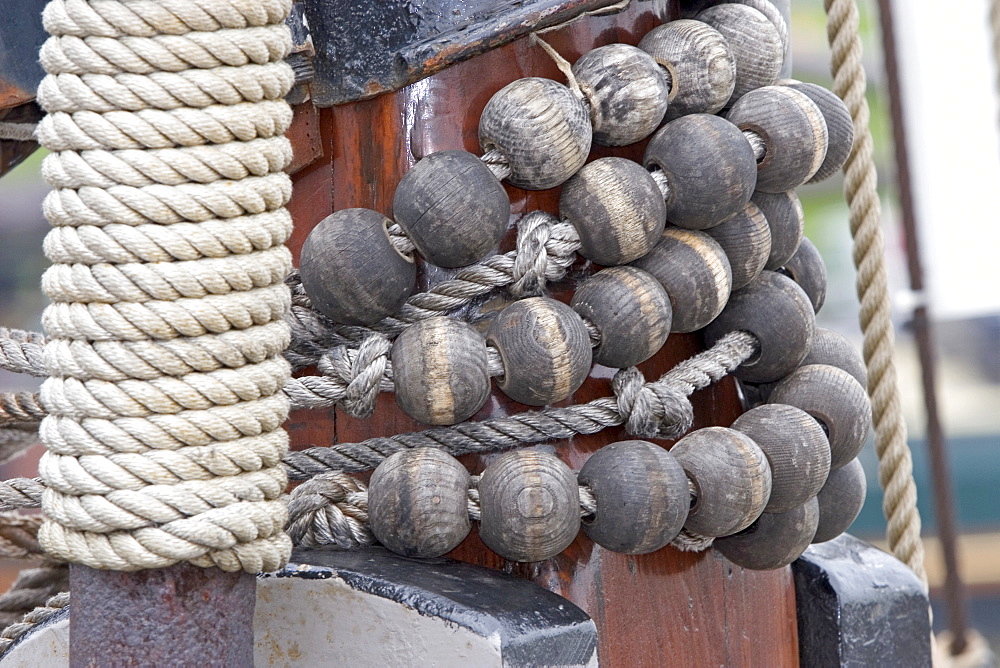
[876,0,969,655]
[69,564,256,667]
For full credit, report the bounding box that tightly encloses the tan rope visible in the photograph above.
[35,0,296,573]
[824,0,926,585]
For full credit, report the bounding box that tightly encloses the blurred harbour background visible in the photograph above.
[0,0,997,657]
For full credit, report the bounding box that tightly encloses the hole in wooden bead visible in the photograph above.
[382,217,415,263]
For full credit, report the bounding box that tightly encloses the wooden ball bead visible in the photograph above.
[392,317,490,426]
[300,208,416,325]
[671,427,771,537]
[578,440,689,554]
[572,44,669,146]
[571,267,671,369]
[368,448,472,558]
[803,328,867,390]
[813,457,867,543]
[697,4,782,104]
[644,114,757,229]
[782,80,854,183]
[632,228,732,333]
[726,86,829,192]
[680,1,791,68]
[706,201,771,290]
[487,297,593,406]
[478,450,580,562]
[732,404,831,513]
[638,20,736,120]
[769,364,872,470]
[479,77,591,190]
[393,150,509,268]
[703,270,815,383]
[752,190,804,270]
[714,497,819,570]
[780,237,827,313]
[559,157,666,266]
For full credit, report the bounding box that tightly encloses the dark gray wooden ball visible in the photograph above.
[644,114,757,229]
[559,157,666,266]
[670,426,772,537]
[781,80,854,183]
[803,328,867,390]
[578,440,689,554]
[703,270,815,384]
[813,457,867,543]
[769,364,872,470]
[479,77,591,190]
[714,497,819,570]
[572,44,669,146]
[752,190,804,270]
[392,317,491,426]
[780,236,827,313]
[726,86,829,193]
[638,19,736,120]
[487,297,593,406]
[697,4,783,104]
[732,403,831,513]
[478,449,580,562]
[570,266,672,369]
[631,227,732,333]
[706,200,771,290]
[368,448,472,558]
[300,208,416,325]
[393,150,509,268]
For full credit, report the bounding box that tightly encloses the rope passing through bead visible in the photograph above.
[34,0,297,573]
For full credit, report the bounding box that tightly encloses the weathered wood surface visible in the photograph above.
[284,3,800,664]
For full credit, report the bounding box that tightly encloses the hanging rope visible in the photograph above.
[824,0,926,585]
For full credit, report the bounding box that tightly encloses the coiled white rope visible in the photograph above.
[36,0,296,573]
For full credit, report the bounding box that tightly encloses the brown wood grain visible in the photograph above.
[285,2,799,664]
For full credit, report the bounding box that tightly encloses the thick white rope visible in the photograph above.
[36,0,296,573]
[824,0,926,585]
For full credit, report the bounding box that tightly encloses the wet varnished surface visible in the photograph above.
[284,2,799,664]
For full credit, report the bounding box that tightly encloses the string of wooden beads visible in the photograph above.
[300,5,874,574]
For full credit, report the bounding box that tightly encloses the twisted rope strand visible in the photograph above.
[0,591,70,657]
[825,0,926,584]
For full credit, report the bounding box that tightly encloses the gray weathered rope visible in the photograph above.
[0,328,47,377]
[0,123,37,142]
[283,330,757,480]
[0,591,70,657]
[0,394,47,427]
[0,567,69,629]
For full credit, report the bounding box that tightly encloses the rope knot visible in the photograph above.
[612,367,694,440]
[510,211,579,297]
[316,335,391,419]
[285,473,372,549]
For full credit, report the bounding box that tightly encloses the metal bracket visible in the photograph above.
[793,534,932,667]
[298,0,634,106]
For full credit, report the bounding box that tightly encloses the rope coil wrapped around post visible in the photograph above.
[34,0,297,573]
